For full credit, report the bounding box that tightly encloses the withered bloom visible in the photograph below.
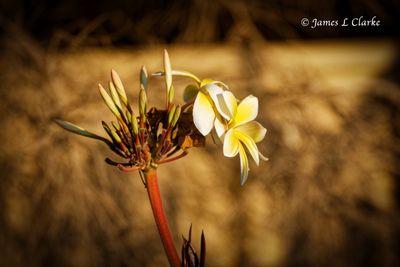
[55,56,204,173]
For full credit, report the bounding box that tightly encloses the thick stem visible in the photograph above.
[144,168,180,267]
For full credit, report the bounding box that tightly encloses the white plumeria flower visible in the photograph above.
[213,91,267,185]
[152,67,229,136]
[191,83,226,136]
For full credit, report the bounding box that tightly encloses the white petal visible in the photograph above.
[223,129,239,157]
[214,116,227,138]
[193,92,215,136]
[216,90,237,121]
[202,84,231,120]
[235,121,266,143]
[234,130,260,165]
[259,151,269,161]
[203,83,224,97]
[233,95,258,127]
[238,145,249,185]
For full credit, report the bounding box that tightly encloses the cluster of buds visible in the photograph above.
[55,49,268,267]
[56,51,204,173]
[56,50,267,184]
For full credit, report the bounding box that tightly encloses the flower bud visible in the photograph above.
[111,69,128,105]
[171,105,181,127]
[111,121,120,131]
[140,66,148,92]
[168,104,176,126]
[139,88,147,127]
[109,80,122,109]
[131,111,139,135]
[98,83,121,119]
[168,84,175,104]
[111,129,122,144]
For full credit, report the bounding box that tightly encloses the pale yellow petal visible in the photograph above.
[193,92,215,136]
[216,90,237,121]
[235,130,260,165]
[238,144,250,185]
[259,151,269,161]
[214,116,227,138]
[204,83,224,103]
[233,95,258,127]
[235,121,266,143]
[223,129,239,157]
[200,79,229,90]
[203,84,229,120]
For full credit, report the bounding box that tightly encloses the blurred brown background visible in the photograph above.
[0,1,399,267]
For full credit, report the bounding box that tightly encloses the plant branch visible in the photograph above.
[144,168,180,267]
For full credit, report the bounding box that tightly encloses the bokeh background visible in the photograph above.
[0,1,399,266]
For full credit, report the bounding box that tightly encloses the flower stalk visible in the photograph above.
[55,49,268,267]
[144,167,180,267]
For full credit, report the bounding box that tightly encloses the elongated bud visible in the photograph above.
[111,130,122,144]
[131,111,139,135]
[164,49,172,108]
[125,110,132,122]
[139,88,147,121]
[108,81,122,109]
[171,105,181,127]
[168,84,175,104]
[172,127,178,139]
[164,49,172,92]
[111,121,120,131]
[102,121,112,134]
[168,104,176,125]
[98,83,121,119]
[55,119,108,143]
[111,69,128,105]
[140,66,148,92]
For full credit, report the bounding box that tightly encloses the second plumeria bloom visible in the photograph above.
[152,53,268,185]
[212,91,268,185]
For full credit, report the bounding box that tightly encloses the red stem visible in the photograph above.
[144,168,180,267]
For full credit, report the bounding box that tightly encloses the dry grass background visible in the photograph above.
[0,25,399,267]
